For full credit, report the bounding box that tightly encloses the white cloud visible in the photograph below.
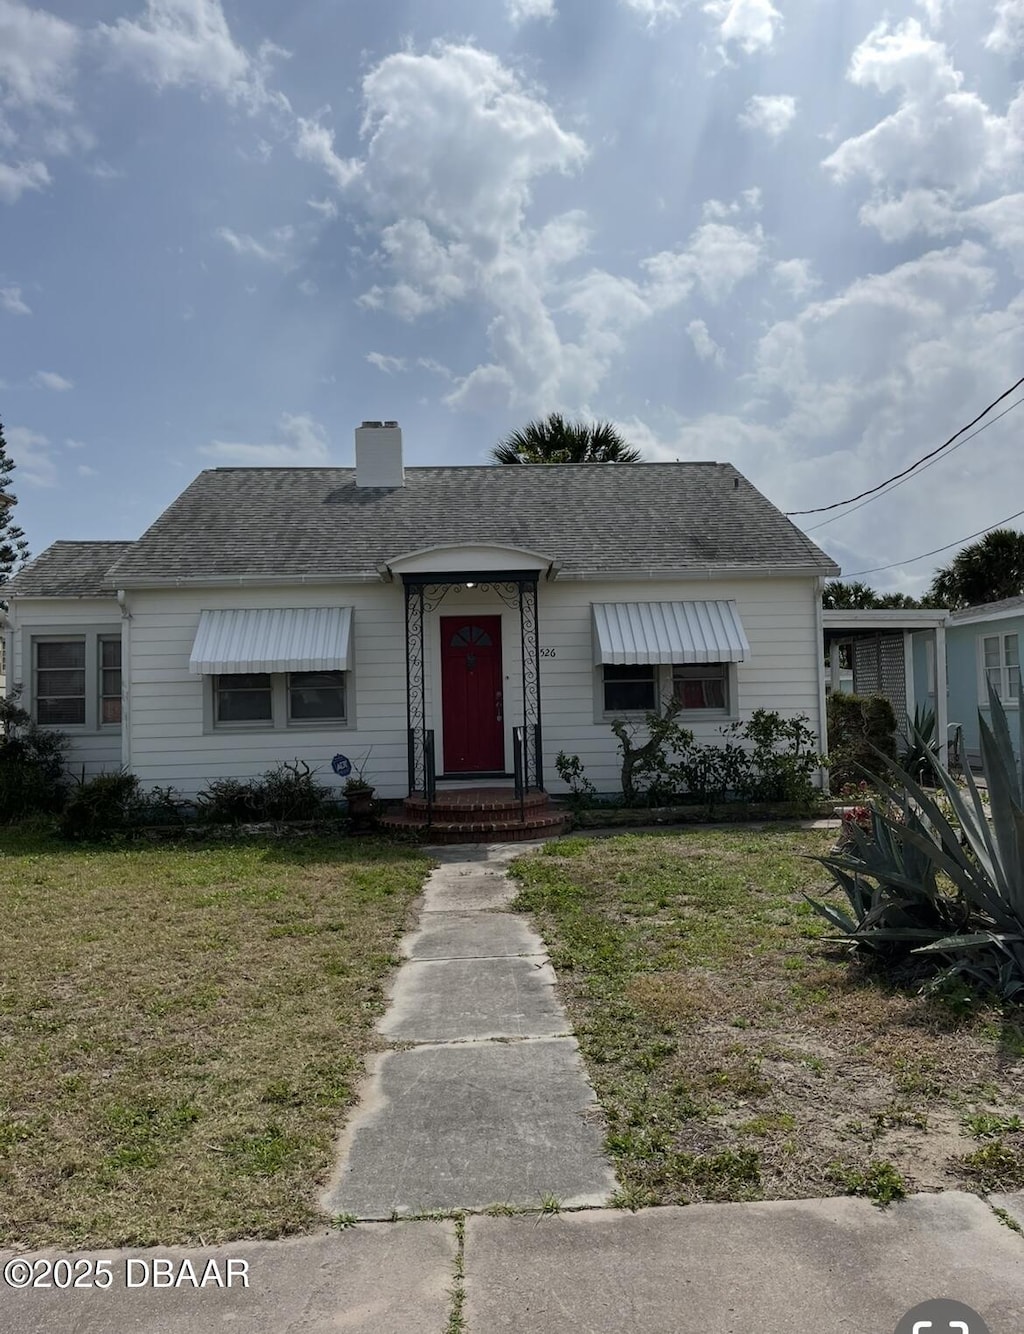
[200,412,331,466]
[738,94,796,140]
[297,277,317,296]
[6,424,55,486]
[295,116,361,190]
[0,283,30,314]
[33,369,73,391]
[506,0,556,22]
[76,463,97,477]
[99,0,286,110]
[64,437,87,449]
[618,0,687,20]
[772,257,818,298]
[0,0,79,111]
[916,0,947,23]
[366,352,408,374]
[986,0,1024,53]
[0,157,48,203]
[823,20,1018,196]
[216,224,296,267]
[705,0,782,53]
[306,195,338,219]
[686,318,724,366]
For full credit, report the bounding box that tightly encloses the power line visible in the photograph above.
[804,394,1024,533]
[785,374,1024,517]
[841,505,1024,577]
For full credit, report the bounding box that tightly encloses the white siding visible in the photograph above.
[121,575,823,800]
[8,598,125,777]
[538,577,823,794]
[125,584,408,798]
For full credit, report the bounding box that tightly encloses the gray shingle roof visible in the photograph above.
[950,595,1024,621]
[4,542,135,598]
[103,464,838,585]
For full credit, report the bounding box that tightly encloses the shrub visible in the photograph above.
[260,760,337,821]
[0,692,69,821]
[608,704,821,808]
[555,750,597,808]
[826,693,896,791]
[898,705,938,784]
[59,771,142,841]
[197,761,337,824]
[807,683,1024,1000]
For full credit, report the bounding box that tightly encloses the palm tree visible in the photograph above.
[927,528,1024,610]
[491,413,641,465]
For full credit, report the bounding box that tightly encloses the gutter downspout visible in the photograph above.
[814,578,829,793]
[935,619,948,768]
[117,590,131,771]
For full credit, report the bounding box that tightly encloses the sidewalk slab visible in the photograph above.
[325,1039,615,1218]
[379,956,567,1042]
[465,1193,1024,1333]
[0,1222,455,1334]
[403,911,546,960]
[421,870,516,912]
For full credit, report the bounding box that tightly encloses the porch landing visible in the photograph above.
[380,786,570,843]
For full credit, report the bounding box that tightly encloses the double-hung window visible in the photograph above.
[673,663,729,713]
[35,640,87,725]
[33,632,122,730]
[212,671,347,728]
[602,665,657,713]
[981,633,1020,704]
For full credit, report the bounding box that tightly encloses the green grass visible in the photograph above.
[511,829,1024,1206]
[0,827,429,1249]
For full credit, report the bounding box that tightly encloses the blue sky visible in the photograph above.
[1,0,1022,594]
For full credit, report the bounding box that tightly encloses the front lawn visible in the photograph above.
[510,830,1024,1208]
[0,828,429,1249]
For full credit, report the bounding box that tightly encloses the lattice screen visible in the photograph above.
[852,634,906,727]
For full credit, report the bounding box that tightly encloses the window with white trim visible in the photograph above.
[211,671,348,728]
[673,663,729,713]
[602,665,657,713]
[32,631,122,730]
[100,637,122,725]
[35,640,87,725]
[980,633,1020,704]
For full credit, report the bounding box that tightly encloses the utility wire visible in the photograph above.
[785,374,1024,517]
[804,394,1024,533]
[841,505,1024,577]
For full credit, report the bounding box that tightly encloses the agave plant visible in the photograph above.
[807,683,1024,998]
[897,705,938,783]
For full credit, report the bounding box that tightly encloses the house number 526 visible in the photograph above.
[539,647,556,657]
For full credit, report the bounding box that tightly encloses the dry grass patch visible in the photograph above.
[511,829,1024,1208]
[0,827,429,1249]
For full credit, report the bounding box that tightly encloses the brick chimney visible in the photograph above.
[355,420,404,488]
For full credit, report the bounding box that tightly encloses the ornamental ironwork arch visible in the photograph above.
[402,571,543,799]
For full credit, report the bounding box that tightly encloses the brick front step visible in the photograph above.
[404,786,551,818]
[378,810,570,844]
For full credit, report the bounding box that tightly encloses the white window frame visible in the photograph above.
[204,669,352,733]
[596,662,739,723]
[671,662,732,719]
[978,632,1021,707]
[30,627,123,733]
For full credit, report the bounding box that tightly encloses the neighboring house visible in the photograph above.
[2,423,839,810]
[824,599,1023,773]
[928,596,1023,767]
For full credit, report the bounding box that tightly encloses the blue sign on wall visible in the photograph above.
[331,754,352,777]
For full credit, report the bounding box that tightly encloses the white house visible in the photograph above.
[2,422,839,835]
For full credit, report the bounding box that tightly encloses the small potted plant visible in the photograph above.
[342,752,375,823]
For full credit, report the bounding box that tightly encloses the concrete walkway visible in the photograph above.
[322,842,617,1218]
[5,1192,1024,1332]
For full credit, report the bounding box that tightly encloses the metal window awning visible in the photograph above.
[592,601,750,665]
[189,607,352,674]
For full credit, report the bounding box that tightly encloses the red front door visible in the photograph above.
[441,616,504,773]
